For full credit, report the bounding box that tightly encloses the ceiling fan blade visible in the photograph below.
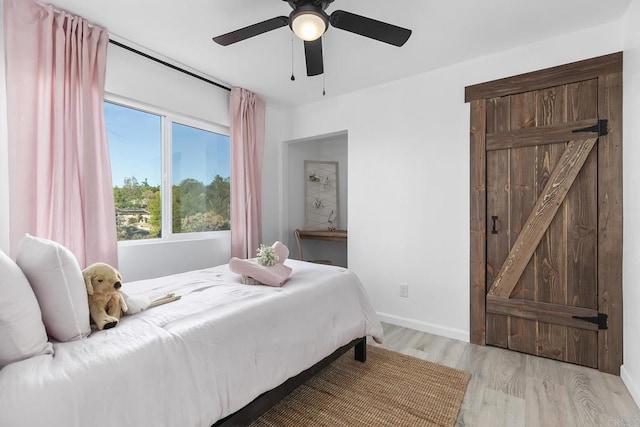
[304,38,324,76]
[213,16,288,46]
[329,10,411,47]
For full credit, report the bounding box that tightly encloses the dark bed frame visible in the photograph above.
[213,337,367,427]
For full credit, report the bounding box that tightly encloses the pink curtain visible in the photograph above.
[230,87,266,258]
[4,0,117,268]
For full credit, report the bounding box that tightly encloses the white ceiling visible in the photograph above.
[45,0,631,109]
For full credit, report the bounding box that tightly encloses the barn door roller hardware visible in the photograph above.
[572,119,608,136]
[572,313,608,329]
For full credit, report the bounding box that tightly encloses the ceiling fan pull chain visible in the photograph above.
[322,37,326,96]
[290,33,296,81]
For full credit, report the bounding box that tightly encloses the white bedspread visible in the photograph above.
[0,260,383,427]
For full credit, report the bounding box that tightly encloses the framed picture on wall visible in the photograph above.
[304,160,338,230]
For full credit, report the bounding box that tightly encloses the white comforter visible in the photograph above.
[0,260,383,427]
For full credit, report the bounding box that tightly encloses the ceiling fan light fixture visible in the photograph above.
[291,8,328,41]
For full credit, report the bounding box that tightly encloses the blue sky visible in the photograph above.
[105,102,230,187]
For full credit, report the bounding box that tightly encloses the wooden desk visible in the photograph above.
[294,229,347,261]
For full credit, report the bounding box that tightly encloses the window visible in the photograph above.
[105,99,230,242]
[171,122,231,233]
[106,102,161,241]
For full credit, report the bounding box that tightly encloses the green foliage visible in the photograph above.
[117,225,150,241]
[114,175,230,240]
[148,192,162,238]
[114,176,159,209]
[257,244,277,266]
[176,178,206,220]
[172,188,182,234]
[207,175,231,219]
[180,211,230,232]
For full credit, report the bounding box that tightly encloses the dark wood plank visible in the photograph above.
[534,148,566,306]
[564,79,599,368]
[506,145,535,304]
[485,96,510,348]
[534,85,567,361]
[486,97,510,134]
[537,321,565,361]
[567,79,598,121]
[507,91,537,355]
[536,85,566,126]
[486,98,496,134]
[296,229,347,241]
[465,52,622,102]
[534,87,566,303]
[510,318,538,355]
[566,81,598,311]
[486,96,510,348]
[469,99,487,345]
[486,314,509,348]
[489,138,597,299]
[487,296,599,331]
[534,147,566,361]
[507,144,537,356]
[597,71,623,375]
[566,327,599,368]
[509,91,536,131]
[486,118,598,151]
[486,148,510,348]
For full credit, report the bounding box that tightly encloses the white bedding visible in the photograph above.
[0,260,383,427]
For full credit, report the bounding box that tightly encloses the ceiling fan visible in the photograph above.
[212,0,412,77]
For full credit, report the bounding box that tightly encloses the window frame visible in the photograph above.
[105,93,231,246]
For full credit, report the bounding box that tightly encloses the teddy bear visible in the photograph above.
[82,262,127,330]
[82,262,181,330]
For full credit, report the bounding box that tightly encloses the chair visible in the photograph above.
[294,229,332,265]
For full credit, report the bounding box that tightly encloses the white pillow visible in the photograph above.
[0,249,53,368]
[16,234,91,342]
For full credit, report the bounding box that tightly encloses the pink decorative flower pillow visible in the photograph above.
[229,241,292,287]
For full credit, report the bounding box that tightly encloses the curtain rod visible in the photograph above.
[108,39,231,92]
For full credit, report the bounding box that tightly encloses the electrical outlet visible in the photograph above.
[399,283,409,298]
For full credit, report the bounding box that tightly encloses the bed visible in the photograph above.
[0,259,383,427]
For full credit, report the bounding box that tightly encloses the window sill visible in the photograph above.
[116,230,231,247]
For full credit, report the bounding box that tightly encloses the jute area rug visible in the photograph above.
[251,345,471,427]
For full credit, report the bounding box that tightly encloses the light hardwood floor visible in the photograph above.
[370,322,640,427]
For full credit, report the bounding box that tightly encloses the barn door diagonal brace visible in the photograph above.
[487,137,598,298]
[572,119,608,136]
[572,313,608,330]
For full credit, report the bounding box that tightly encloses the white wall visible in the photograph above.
[261,106,285,248]
[106,41,230,126]
[276,21,624,343]
[0,0,10,255]
[622,0,640,408]
[117,236,231,281]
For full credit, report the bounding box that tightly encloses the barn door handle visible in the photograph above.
[491,216,498,234]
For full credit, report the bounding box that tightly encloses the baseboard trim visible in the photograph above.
[377,312,469,342]
[621,365,640,410]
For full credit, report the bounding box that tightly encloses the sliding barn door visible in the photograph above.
[466,53,623,374]
[486,81,600,367]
